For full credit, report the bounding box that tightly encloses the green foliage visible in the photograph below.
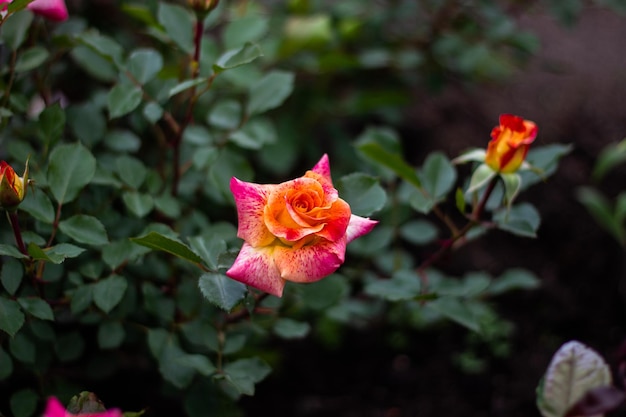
[0,0,576,414]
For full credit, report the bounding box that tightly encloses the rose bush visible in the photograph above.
[227,154,378,297]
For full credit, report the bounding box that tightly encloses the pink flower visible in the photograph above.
[43,397,122,417]
[227,154,377,297]
[0,0,68,22]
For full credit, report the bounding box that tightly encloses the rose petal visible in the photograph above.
[231,177,276,247]
[273,237,346,283]
[346,214,378,243]
[28,0,68,21]
[43,398,67,417]
[310,153,332,184]
[313,198,351,242]
[226,243,285,297]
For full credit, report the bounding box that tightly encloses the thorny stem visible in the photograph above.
[171,18,205,197]
[418,176,499,292]
[7,210,27,256]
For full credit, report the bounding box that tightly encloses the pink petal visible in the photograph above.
[231,177,276,247]
[346,215,378,243]
[226,243,285,297]
[43,398,67,417]
[310,154,332,184]
[273,238,346,283]
[28,0,68,21]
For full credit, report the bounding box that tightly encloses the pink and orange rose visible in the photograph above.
[485,114,537,173]
[227,154,377,297]
[0,0,68,22]
[0,160,28,209]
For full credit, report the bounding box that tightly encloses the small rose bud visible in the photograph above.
[188,0,219,14]
[0,159,28,210]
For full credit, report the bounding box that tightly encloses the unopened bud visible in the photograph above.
[188,0,219,14]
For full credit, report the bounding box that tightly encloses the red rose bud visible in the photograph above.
[0,160,28,210]
[485,114,537,173]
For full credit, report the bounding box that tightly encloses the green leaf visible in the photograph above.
[223,357,271,396]
[14,46,49,72]
[116,155,147,189]
[0,297,25,337]
[17,297,54,321]
[10,389,38,417]
[467,163,497,194]
[537,341,611,417]
[131,231,203,264]
[102,240,136,270]
[0,346,13,380]
[336,173,387,216]
[37,103,66,148]
[488,268,540,295]
[127,48,163,84]
[399,220,438,245]
[158,2,194,53]
[67,102,106,147]
[364,270,421,301]
[2,10,33,50]
[107,84,143,119]
[7,0,34,14]
[168,78,208,98]
[213,43,263,73]
[93,275,128,313]
[188,235,226,271]
[247,70,295,115]
[59,215,109,246]
[0,243,28,260]
[223,15,269,50]
[98,321,125,349]
[198,273,246,311]
[76,30,124,67]
[70,45,117,82]
[228,117,276,150]
[70,285,93,314]
[28,243,85,264]
[1,258,23,295]
[493,203,541,238]
[420,152,457,201]
[208,99,241,130]
[47,143,97,204]
[427,297,480,332]
[299,274,348,310]
[122,191,154,218]
[409,189,435,214]
[356,141,421,189]
[273,318,311,339]
[577,187,624,244]
[501,172,522,209]
[176,354,216,376]
[593,139,626,180]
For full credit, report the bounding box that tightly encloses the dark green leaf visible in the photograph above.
[107,84,143,119]
[28,243,85,264]
[228,117,276,150]
[97,321,125,349]
[116,155,147,189]
[223,357,271,396]
[102,240,136,270]
[493,203,541,238]
[364,270,421,301]
[70,285,93,314]
[208,99,241,129]
[2,10,33,50]
[10,389,38,417]
[47,143,97,204]
[59,215,109,246]
[168,78,208,98]
[188,235,226,270]
[66,102,106,146]
[213,43,263,73]
[93,275,128,313]
[247,70,295,115]
[336,173,387,216]
[273,318,311,339]
[577,187,624,244]
[223,15,269,50]
[37,103,66,148]
[427,297,480,332]
[131,232,204,265]
[76,30,124,67]
[127,48,163,84]
[299,274,348,310]
[0,297,25,337]
[0,243,28,260]
[1,258,23,295]
[70,45,117,82]
[399,220,438,245]
[14,46,48,72]
[198,273,246,311]
[0,346,13,380]
[17,297,54,321]
[122,191,154,218]
[420,152,456,201]
[176,354,216,376]
[158,2,194,52]
[104,129,141,153]
[488,268,540,295]
[356,141,421,189]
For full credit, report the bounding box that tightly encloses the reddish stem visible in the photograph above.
[7,210,27,256]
